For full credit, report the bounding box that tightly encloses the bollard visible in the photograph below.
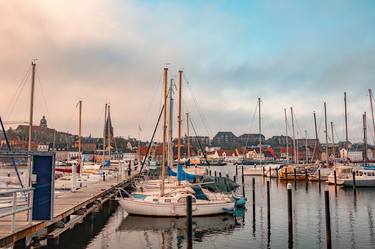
[269,166,271,178]
[252,177,255,208]
[352,171,356,190]
[334,170,337,187]
[324,189,332,249]
[187,195,193,249]
[262,166,265,177]
[267,180,270,223]
[294,168,297,183]
[242,166,245,197]
[287,183,293,247]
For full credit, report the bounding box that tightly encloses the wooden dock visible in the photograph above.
[0,172,139,248]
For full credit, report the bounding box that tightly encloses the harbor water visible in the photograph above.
[44,165,375,248]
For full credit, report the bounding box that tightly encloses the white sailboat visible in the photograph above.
[119,67,236,216]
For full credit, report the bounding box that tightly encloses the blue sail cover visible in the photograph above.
[177,164,196,182]
[167,165,177,176]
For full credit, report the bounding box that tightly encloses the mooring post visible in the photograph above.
[233,175,236,183]
[209,170,211,176]
[287,183,293,247]
[267,180,270,224]
[276,168,279,180]
[214,170,217,177]
[352,171,356,190]
[269,166,271,178]
[294,167,297,183]
[252,177,256,208]
[219,172,222,178]
[324,189,332,249]
[103,172,106,182]
[334,170,337,187]
[242,166,245,198]
[206,168,208,175]
[318,169,321,192]
[236,164,238,177]
[226,173,229,179]
[305,170,308,183]
[262,166,265,177]
[187,195,193,249]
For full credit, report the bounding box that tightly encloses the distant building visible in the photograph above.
[238,133,265,146]
[212,132,238,148]
[183,135,210,148]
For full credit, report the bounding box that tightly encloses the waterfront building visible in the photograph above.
[212,131,238,148]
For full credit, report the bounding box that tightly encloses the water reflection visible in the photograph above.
[117,214,237,248]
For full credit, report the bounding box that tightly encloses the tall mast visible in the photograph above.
[330,121,335,162]
[258,98,262,162]
[28,61,36,152]
[284,108,289,161]
[324,102,329,165]
[78,100,82,167]
[313,111,318,162]
[344,92,349,149]
[177,70,183,163]
[168,78,174,169]
[290,107,296,164]
[369,89,375,146]
[186,112,190,159]
[103,103,107,163]
[363,112,368,164]
[304,130,308,163]
[161,67,168,196]
[107,104,111,160]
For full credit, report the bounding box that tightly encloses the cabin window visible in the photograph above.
[177,197,186,203]
[364,172,367,176]
[152,198,158,202]
[359,171,363,176]
[164,199,171,203]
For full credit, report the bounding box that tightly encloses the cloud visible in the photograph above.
[0,0,374,144]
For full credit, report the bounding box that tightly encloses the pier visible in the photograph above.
[0,171,138,248]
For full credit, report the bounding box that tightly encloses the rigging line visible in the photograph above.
[36,69,51,125]
[183,72,213,138]
[139,105,164,173]
[5,67,31,120]
[244,100,259,149]
[189,115,210,165]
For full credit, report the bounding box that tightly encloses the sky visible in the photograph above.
[0,0,375,144]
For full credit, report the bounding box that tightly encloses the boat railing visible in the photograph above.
[0,187,34,232]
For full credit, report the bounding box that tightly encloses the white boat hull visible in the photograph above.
[119,198,235,217]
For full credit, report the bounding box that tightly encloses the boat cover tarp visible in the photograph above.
[167,165,177,176]
[177,164,197,182]
[191,185,209,200]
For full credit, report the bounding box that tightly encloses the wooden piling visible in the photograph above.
[269,166,271,178]
[334,170,337,187]
[294,168,297,183]
[233,175,236,183]
[267,180,270,224]
[219,172,222,178]
[209,170,211,176]
[287,183,293,246]
[252,177,255,208]
[187,195,193,249]
[324,190,332,249]
[214,170,217,177]
[285,168,288,184]
[318,169,321,193]
[352,171,356,190]
[236,165,238,177]
[262,166,265,177]
[242,166,245,197]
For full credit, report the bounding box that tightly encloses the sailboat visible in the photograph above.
[119,67,236,216]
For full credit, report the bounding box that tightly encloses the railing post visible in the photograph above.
[28,189,33,225]
[12,192,17,232]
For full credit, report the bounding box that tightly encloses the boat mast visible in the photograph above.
[313,111,318,162]
[161,67,168,196]
[78,100,82,168]
[324,102,329,165]
[103,103,107,164]
[330,121,335,164]
[107,104,111,161]
[284,108,289,162]
[258,98,262,163]
[28,61,36,152]
[369,89,375,146]
[363,112,368,165]
[344,92,349,149]
[290,107,296,164]
[186,112,190,160]
[177,70,183,164]
[168,78,174,169]
[304,130,308,163]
